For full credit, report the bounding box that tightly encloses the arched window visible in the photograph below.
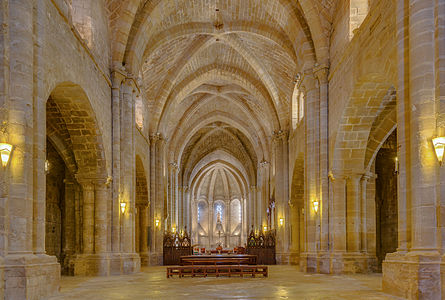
[350,0,369,39]
[292,85,305,130]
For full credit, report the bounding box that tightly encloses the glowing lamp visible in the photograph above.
[432,137,445,165]
[172,226,176,233]
[45,160,50,173]
[120,202,127,214]
[313,200,319,213]
[263,225,268,232]
[155,219,160,228]
[0,143,12,167]
[279,218,284,226]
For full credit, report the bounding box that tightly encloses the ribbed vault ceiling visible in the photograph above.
[107,0,334,194]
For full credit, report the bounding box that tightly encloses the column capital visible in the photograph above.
[74,175,110,188]
[149,132,165,143]
[259,159,270,168]
[169,161,179,171]
[299,69,318,92]
[272,130,288,141]
[111,68,126,88]
[313,63,329,84]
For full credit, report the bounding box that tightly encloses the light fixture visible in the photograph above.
[263,225,268,232]
[394,157,399,173]
[432,137,445,165]
[45,160,50,173]
[155,219,160,228]
[120,202,127,214]
[0,143,12,167]
[313,200,319,213]
[279,218,284,226]
[172,226,176,233]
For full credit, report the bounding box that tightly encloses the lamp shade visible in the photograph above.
[0,143,12,167]
[120,202,126,214]
[432,137,445,165]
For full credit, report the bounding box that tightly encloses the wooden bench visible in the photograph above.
[166,265,268,278]
[180,255,257,266]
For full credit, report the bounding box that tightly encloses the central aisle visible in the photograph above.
[48,266,403,299]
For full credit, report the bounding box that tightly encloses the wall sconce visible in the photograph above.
[155,219,160,228]
[394,157,399,174]
[45,159,50,173]
[172,226,176,233]
[263,225,268,232]
[432,137,445,165]
[120,202,127,214]
[0,143,12,167]
[279,218,284,226]
[313,200,319,213]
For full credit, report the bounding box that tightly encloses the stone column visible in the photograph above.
[259,160,270,229]
[111,71,124,253]
[273,130,290,264]
[149,133,165,264]
[330,173,347,253]
[346,174,361,252]
[139,204,149,266]
[120,79,135,254]
[383,0,444,298]
[80,180,95,254]
[94,180,109,254]
[314,65,330,256]
[300,73,319,270]
[63,178,76,259]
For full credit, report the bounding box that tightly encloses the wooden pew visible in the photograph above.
[166,265,268,278]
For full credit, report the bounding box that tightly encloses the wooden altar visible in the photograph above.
[246,229,276,265]
[163,231,192,265]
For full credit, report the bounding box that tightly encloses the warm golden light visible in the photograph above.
[432,137,445,165]
[394,157,399,173]
[0,143,12,167]
[120,202,127,214]
[313,200,319,213]
[155,219,160,228]
[279,218,284,226]
[45,160,50,173]
[263,225,268,232]
[172,226,176,233]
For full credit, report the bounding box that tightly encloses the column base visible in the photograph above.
[4,254,60,300]
[71,253,140,276]
[148,253,162,266]
[139,252,149,267]
[300,252,377,274]
[276,252,299,265]
[382,251,442,300]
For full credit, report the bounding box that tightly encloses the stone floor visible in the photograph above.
[46,266,405,299]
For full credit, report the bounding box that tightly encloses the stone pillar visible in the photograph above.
[63,178,76,259]
[314,65,330,262]
[139,204,149,266]
[273,130,290,264]
[259,160,270,229]
[80,181,95,254]
[346,174,361,252]
[149,133,165,265]
[94,180,109,254]
[383,0,444,298]
[119,78,138,257]
[2,1,62,287]
[111,71,124,253]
